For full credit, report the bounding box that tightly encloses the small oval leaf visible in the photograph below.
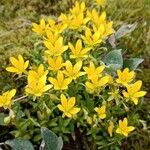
[41,127,63,150]
[104,49,123,71]
[124,58,144,70]
[5,139,34,150]
[115,23,137,39]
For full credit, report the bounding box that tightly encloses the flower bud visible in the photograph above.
[4,116,11,124]
[37,111,45,120]
[46,108,51,115]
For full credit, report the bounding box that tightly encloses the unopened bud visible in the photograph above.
[4,116,11,124]
[46,108,51,115]
[9,109,15,119]
[49,94,58,101]
[37,111,45,120]
[125,106,129,112]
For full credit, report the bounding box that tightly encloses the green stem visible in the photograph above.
[13,95,27,102]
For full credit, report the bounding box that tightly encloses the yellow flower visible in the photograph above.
[116,118,135,137]
[81,27,102,46]
[123,80,147,105]
[102,21,114,37]
[48,56,63,72]
[70,1,85,16]
[87,116,93,125]
[58,94,80,118]
[59,9,89,30]
[63,60,86,80]
[69,13,90,30]
[87,10,114,36]
[83,61,105,80]
[26,74,52,97]
[86,115,97,125]
[117,68,133,83]
[32,19,48,35]
[6,55,29,75]
[0,89,16,109]
[44,30,60,45]
[28,64,48,80]
[59,13,72,28]
[87,9,106,26]
[44,37,68,57]
[48,18,67,33]
[108,89,121,102]
[48,71,72,90]
[85,75,109,93]
[96,0,106,6]
[94,105,106,119]
[25,65,52,97]
[108,121,114,137]
[69,39,91,59]
[116,68,135,86]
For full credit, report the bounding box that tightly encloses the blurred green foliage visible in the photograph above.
[0,0,150,149]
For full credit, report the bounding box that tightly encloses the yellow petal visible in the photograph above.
[128,80,142,93]
[96,65,105,74]
[73,61,82,74]
[99,114,106,119]
[133,91,146,98]
[10,57,19,68]
[38,64,44,75]
[127,126,135,132]
[24,60,29,69]
[68,97,76,108]
[60,94,68,108]
[6,67,18,73]
[48,77,58,87]
[116,128,122,134]
[75,39,82,52]
[62,78,72,89]
[64,112,72,118]
[108,121,114,137]
[40,19,45,29]
[18,55,24,64]
[131,97,139,105]
[86,82,95,90]
[123,118,128,127]
[57,71,64,84]
[94,107,99,113]
[58,104,65,112]
[98,76,109,87]
[100,105,106,113]
[122,91,129,98]
[9,89,16,98]
[68,42,75,54]
[69,107,80,115]
[65,60,73,74]
[43,85,53,92]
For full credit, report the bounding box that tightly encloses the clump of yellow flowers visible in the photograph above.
[1,0,147,148]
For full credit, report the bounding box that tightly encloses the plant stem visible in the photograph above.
[0,142,4,145]
[13,95,27,102]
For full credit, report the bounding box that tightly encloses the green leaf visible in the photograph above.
[0,113,6,125]
[124,58,144,70]
[5,139,34,150]
[41,127,63,150]
[57,137,63,150]
[104,50,123,71]
[115,23,137,39]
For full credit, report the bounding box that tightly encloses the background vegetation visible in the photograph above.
[0,0,150,149]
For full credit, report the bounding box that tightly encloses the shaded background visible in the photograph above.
[0,0,150,149]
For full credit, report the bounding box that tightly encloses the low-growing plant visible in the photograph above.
[0,0,147,149]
